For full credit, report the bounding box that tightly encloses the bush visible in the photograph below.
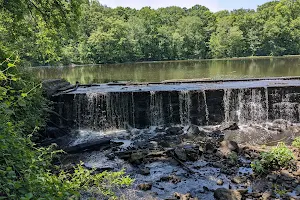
[251,142,294,174]
[0,58,133,199]
[292,137,300,148]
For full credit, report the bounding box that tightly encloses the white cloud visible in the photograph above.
[99,0,222,12]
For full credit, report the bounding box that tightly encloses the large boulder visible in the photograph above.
[186,125,206,138]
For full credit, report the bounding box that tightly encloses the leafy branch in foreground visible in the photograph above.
[0,58,133,199]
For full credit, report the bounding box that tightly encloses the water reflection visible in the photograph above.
[32,57,300,84]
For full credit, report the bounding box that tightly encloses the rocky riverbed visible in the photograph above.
[43,120,300,200]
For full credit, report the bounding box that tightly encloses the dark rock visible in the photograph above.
[186,125,206,138]
[44,126,69,138]
[210,130,225,142]
[223,123,239,131]
[63,137,111,154]
[174,148,187,161]
[166,127,183,135]
[214,188,242,200]
[137,183,152,191]
[130,151,144,164]
[205,142,216,153]
[139,167,150,176]
[266,174,278,182]
[227,141,239,152]
[105,153,115,160]
[160,175,181,184]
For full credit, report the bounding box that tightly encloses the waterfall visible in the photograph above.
[54,82,300,130]
[150,91,164,126]
[271,92,299,122]
[223,88,268,124]
[202,90,209,125]
[179,91,191,125]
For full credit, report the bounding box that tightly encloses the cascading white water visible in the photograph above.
[202,90,210,125]
[63,85,300,130]
[179,91,191,125]
[272,92,299,122]
[150,91,164,126]
[223,88,268,124]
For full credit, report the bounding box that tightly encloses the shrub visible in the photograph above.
[251,142,294,174]
[292,137,300,148]
[0,58,133,199]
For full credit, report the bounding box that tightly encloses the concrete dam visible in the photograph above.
[49,77,300,130]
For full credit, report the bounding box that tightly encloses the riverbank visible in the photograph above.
[33,55,300,68]
[46,121,300,200]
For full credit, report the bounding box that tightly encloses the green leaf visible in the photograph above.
[21,93,28,98]
[25,193,33,199]
[7,63,15,67]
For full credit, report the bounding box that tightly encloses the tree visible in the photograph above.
[209,17,246,58]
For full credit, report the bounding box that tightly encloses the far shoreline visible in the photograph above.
[33,54,300,68]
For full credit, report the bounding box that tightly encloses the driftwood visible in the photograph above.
[52,81,79,96]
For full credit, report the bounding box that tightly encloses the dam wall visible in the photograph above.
[50,78,300,130]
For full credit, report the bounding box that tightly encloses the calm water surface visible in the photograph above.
[32,57,300,84]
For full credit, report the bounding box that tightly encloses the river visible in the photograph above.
[32,56,300,84]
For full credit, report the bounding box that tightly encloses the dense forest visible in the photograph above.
[2,0,300,65]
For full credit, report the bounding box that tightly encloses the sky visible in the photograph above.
[99,0,271,12]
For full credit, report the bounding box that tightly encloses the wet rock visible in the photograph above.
[214,188,242,200]
[166,127,183,135]
[185,145,202,161]
[237,189,248,195]
[211,162,224,168]
[220,141,239,152]
[220,168,235,175]
[280,170,294,181]
[217,179,224,185]
[44,126,69,138]
[173,145,201,162]
[63,137,111,153]
[174,148,187,161]
[231,176,245,184]
[210,130,225,142]
[139,167,150,176]
[174,192,198,200]
[223,123,239,131]
[186,125,206,138]
[218,140,239,158]
[294,185,300,195]
[205,142,216,153]
[105,153,115,160]
[130,151,144,164]
[266,174,278,182]
[160,175,181,184]
[137,183,152,191]
[261,191,272,200]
